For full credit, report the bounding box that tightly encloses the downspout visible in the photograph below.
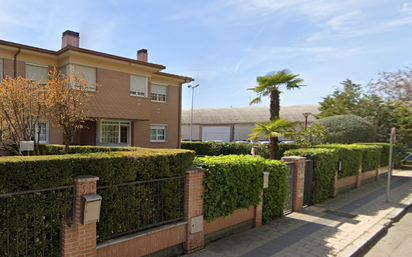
[14,48,21,78]
[177,82,183,149]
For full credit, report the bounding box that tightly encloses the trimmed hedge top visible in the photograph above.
[0,148,195,193]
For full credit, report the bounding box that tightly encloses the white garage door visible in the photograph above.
[202,126,231,142]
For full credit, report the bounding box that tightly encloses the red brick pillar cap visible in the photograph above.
[186,166,205,174]
[74,175,99,182]
[282,156,306,161]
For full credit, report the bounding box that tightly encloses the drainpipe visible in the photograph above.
[177,82,183,149]
[14,48,21,78]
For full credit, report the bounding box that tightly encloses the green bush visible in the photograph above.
[38,144,144,155]
[360,143,390,167]
[317,115,377,144]
[0,148,195,244]
[262,160,288,223]
[351,144,381,172]
[284,148,338,203]
[194,155,288,223]
[181,141,253,156]
[315,144,362,178]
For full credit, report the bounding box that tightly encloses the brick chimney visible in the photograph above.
[62,30,80,48]
[137,49,148,62]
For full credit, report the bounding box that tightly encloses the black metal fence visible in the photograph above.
[0,186,74,256]
[285,162,295,212]
[96,176,185,242]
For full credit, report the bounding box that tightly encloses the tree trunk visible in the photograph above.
[270,136,279,160]
[270,90,280,120]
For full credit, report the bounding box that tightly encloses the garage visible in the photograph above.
[202,126,231,142]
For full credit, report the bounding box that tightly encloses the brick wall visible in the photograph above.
[3,58,25,78]
[96,223,186,257]
[204,208,254,235]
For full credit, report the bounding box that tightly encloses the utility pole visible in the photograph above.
[188,84,199,141]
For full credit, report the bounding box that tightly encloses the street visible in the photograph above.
[363,206,412,257]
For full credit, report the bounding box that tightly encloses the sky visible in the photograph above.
[0,0,411,110]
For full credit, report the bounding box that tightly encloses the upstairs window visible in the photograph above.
[151,84,167,102]
[26,64,49,85]
[61,64,97,91]
[150,125,167,142]
[130,75,147,97]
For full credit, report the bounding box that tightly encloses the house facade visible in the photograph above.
[0,30,192,150]
[181,105,320,142]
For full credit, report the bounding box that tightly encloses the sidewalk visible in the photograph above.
[186,170,412,257]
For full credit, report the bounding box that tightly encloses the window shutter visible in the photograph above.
[73,65,96,83]
[26,64,49,82]
[151,84,167,94]
[131,75,147,96]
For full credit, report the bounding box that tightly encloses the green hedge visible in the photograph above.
[194,155,288,222]
[181,141,304,160]
[351,144,381,172]
[37,144,144,155]
[0,148,195,246]
[0,149,195,192]
[315,144,362,178]
[360,143,390,167]
[262,160,288,223]
[284,148,338,203]
[181,142,253,156]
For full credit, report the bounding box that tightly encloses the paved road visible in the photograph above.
[363,206,412,257]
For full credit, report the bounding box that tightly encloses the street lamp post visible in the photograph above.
[188,84,199,141]
[302,112,312,129]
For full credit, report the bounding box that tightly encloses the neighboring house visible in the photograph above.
[182,105,320,142]
[0,30,193,150]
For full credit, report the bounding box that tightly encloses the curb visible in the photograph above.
[339,192,412,257]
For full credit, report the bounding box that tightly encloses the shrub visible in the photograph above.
[360,143,390,167]
[350,144,381,172]
[262,160,288,223]
[194,155,288,222]
[181,141,252,156]
[284,148,338,203]
[315,144,362,178]
[317,115,377,144]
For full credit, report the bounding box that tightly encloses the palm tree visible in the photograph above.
[249,69,305,119]
[247,118,297,159]
[248,69,304,159]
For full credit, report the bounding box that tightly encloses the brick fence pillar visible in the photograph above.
[282,156,306,212]
[252,190,263,228]
[184,167,205,254]
[62,175,99,257]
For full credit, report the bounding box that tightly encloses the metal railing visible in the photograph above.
[0,185,74,256]
[96,176,185,242]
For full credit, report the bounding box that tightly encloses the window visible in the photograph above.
[26,64,49,85]
[61,64,97,91]
[101,120,130,144]
[150,125,167,142]
[29,121,49,143]
[151,84,167,102]
[130,75,147,97]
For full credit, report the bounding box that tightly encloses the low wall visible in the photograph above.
[97,222,186,257]
[204,208,254,244]
[336,166,390,195]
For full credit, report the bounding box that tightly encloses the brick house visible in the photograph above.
[0,30,193,150]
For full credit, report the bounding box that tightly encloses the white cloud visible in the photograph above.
[400,2,410,12]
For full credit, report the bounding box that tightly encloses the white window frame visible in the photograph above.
[29,121,49,144]
[151,83,168,103]
[99,120,131,145]
[61,64,97,91]
[150,125,167,142]
[130,74,148,97]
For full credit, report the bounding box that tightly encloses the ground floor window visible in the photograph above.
[29,121,48,143]
[101,120,131,144]
[150,125,167,142]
